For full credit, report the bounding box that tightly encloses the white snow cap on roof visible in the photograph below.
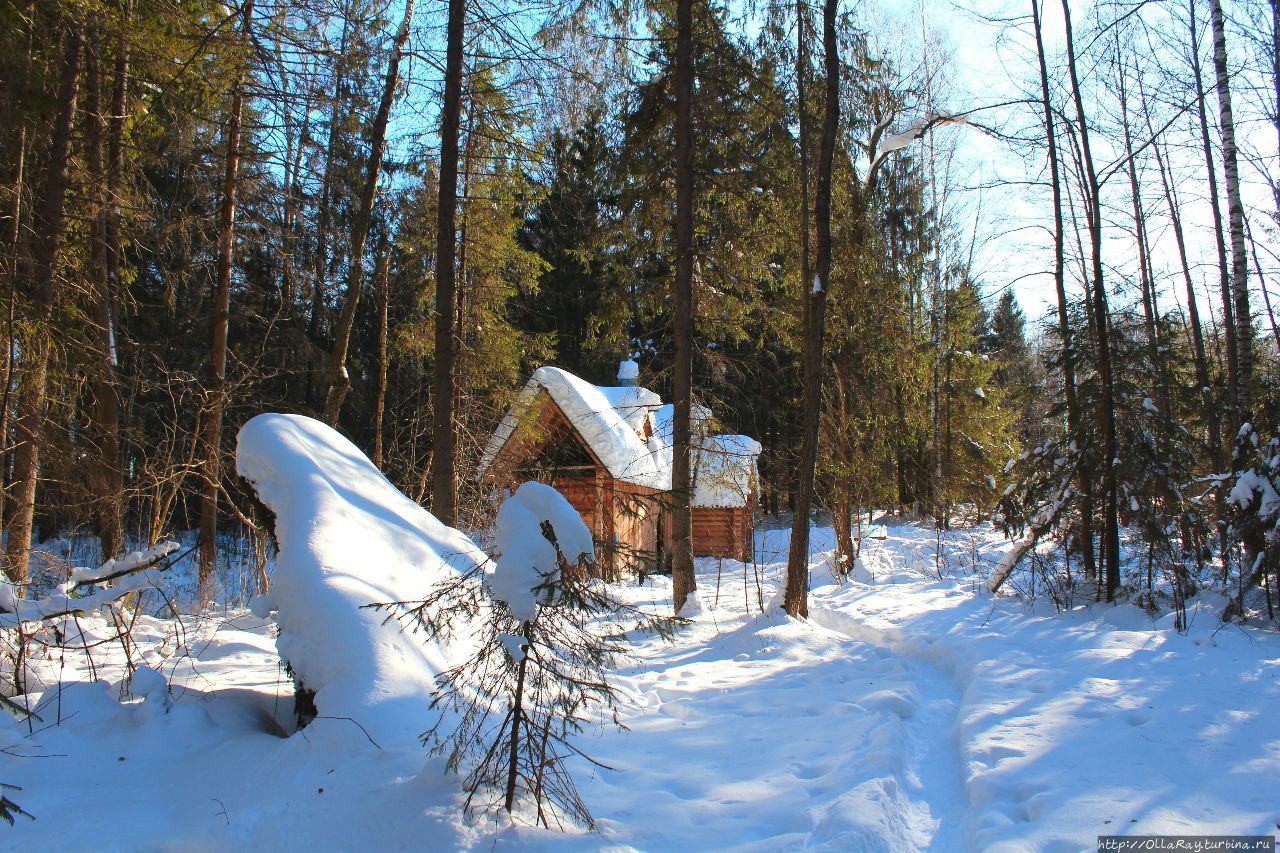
[480,367,761,506]
[237,413,487,745]
[655,404,761,508]
[479,366,668,490]
[694,434,763,508]
[617,360,640,381]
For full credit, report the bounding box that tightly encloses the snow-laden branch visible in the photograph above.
[69,541,181,586]
[869,112,969,175]
[865,98,1035,184]
[0,541,181,628]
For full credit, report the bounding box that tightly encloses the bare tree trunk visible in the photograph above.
[431,0,466,526]
[670,0,696,613]
[1117,56,1155,339]
[1209,0,1253,426]
[5,26,81,583]
[452,92,475,459]
[1116,50,1167,421]
[931,256,945,529]
[1271,0,1280,219]
[831,365,855,573]
[1273,0,1280,214]
[85,20,124,562]
[784,0,839,619]
[322,0,416,426]
[2,1,37,538]
[372,232,391,468]
[102,0,131,553]
[307,8,354,402]
[2,128,25,540]
[1061,0,1120,600]
[279,58,311,313]
[1190,0,1236,449]
[1033,0,1095,583]
[197,0,254,595]
[1150,124,1217,457]
[795,0,811,393]
[503,631,530,813]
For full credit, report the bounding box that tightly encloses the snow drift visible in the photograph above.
[236,413,488,745]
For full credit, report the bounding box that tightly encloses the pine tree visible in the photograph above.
[518,116,626,382]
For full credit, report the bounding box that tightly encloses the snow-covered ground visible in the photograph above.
[4,517,1276,850]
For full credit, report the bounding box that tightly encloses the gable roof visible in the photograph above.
[653,405,762,508]
[479,365,762,506]
[479,367,669,490]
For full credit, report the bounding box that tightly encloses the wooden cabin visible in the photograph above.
[478,363,760,575]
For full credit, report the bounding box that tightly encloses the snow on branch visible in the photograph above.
[873,112,969,162]
[0,541,182,628]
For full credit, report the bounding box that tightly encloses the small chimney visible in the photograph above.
[617,360,639,387]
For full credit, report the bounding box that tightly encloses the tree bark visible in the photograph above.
[197,0,254,594]
[795,0,812,389]
[104,0,131,516]
[1061,0,1120,600]
[2,1,37,539]
[504,629,530,813]
[670,0,697,613]
[431,0,466,525]
[1032,0,1095,583]
[1116,49,1167,421]
[1209,0,1253,427]
[1272,0,1280,218]
[784,0,839,619]
[1150,126,1216,458]
[86,18,125,562]
[322,0,415,426]
[307,8,354,404]
[372,232,391,468]
[5,26,81,583]
[1189,0,1236,449]
[2,128,25,541]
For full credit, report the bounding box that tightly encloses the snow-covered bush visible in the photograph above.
[236,413,488,743]
[487,482,595,623]
[377,481,681,828]
[1,540,182,705]
[1223,425,1280,620]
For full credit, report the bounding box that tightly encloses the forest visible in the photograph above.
[1,0,1279,845]
[2,0,1277,618]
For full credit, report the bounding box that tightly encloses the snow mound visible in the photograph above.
[488,481,594,623]
[236,413,488,745]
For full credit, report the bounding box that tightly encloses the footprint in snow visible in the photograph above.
[857,689,917,718]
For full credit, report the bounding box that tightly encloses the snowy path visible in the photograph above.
[4,521,1279,851]
[516,558,975,851]
[809,606,970,851]
[809,528,1280,851]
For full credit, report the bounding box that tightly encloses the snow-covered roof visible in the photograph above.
[479,366,669,490]
[694,434,763,509]
[480,366,761,507]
